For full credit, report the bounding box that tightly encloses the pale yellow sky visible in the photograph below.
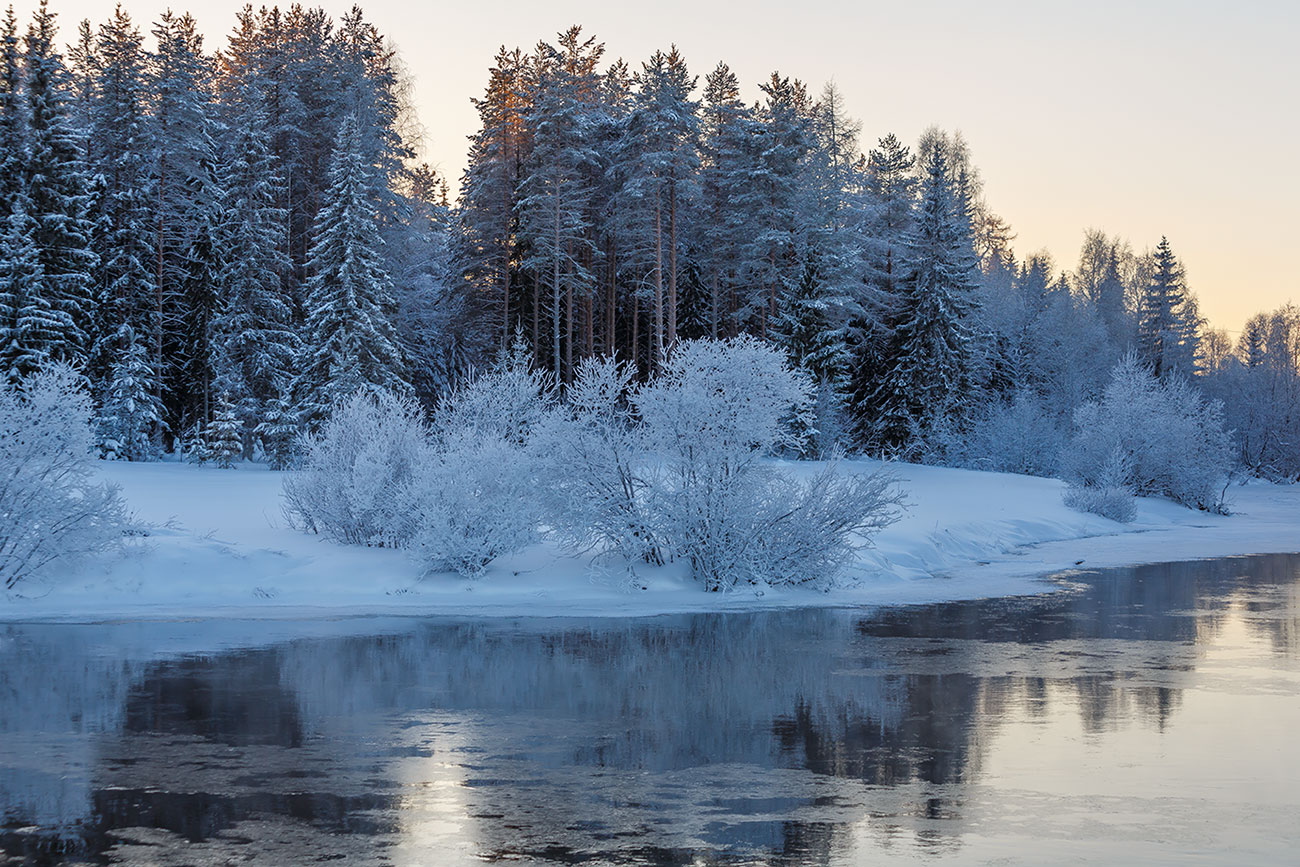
[22,0,1298,333]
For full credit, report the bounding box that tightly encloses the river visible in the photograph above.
[2,554,1297,864]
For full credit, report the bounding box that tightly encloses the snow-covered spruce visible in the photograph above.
[202,392,243,469]
[0,364,131,590]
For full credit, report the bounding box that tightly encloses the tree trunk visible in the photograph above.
[631,292,640,374]
[667,181,678,349]
[552,194,562,380]
[653,191,664,371]
[710,268,719,339]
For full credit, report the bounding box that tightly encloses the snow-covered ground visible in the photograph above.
[4,459,1298,622]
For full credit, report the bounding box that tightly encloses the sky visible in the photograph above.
[19,0,1299,333]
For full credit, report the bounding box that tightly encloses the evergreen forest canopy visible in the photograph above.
[1,2,1297,481]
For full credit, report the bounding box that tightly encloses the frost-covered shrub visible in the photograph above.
[748,463,902,586]
[282,388,431,546]
[630,336,899,590]
[406,344,552,575]
[934,388,1066,476]
[633,337,811,589]
[1062,448,1137,523]
[1062,355,1232,514]
[535,356,661,564]
[406,437,544,576]
[1,365,131,590]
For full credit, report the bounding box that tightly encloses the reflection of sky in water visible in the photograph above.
[1,554,1298,865]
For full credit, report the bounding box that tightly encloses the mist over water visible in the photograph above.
[2,554,1298,865]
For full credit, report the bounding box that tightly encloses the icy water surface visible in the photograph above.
[2,555,1299,865]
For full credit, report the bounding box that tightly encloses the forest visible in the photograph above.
[1,1,1297,485]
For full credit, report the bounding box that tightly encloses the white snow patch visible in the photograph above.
[3,459,1297,623]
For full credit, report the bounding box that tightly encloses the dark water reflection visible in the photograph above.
[2,554,1298,865]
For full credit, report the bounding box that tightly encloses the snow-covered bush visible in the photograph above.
[1062,448,1137,523]
[631,336,899,590]
[535,356,662,564]
[406,344,553,575]
[748,462,902,586]
[1,365,131,590]
[1062,355,1232,514]
[406,437,544,576]
[632,336,811,588]
[282,388,431,546]
[932,388,1066,477]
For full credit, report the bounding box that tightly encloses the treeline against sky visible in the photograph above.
[1,2,1296,480]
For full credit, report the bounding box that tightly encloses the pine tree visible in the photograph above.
[204,392,243,468]
[516,28,602,380]
[295,113,407,426]
[867,140,979,450]
[460,46,530,349]
[150,10,218,435]
[1137,236,1200,379]
[88,5,158,408]
[697,62,754,338]
[23,0,94,368]
[739,74,811,337]
[212,99,299,440]
[98,323,165,460]
[619,46,698,356]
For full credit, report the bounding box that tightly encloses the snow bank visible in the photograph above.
[3,459,1297,622]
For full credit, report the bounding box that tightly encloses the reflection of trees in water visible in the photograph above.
[1228,553,1300,656]
[271,613,965,861]
[0,625,142,861]
[2,553,1298,865]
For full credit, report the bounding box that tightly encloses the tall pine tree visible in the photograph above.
[23,0,94,369]
[867,138,979,451]
[295,113,406,426]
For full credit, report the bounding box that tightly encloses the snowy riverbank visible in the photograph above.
[4,459,1298,622]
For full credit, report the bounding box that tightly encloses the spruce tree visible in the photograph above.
[88,6,158,408]
[204,392,243,469]
[295,113,406,426]
[254,394,298,470]
[0,202,55,380]
[849,133,917,446]
[867,141,979,450]
[212,99,298,440]
[1138,237,1200,379]
[98,323,165,461]
[150,10,218,434]
[23,0,94,368]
